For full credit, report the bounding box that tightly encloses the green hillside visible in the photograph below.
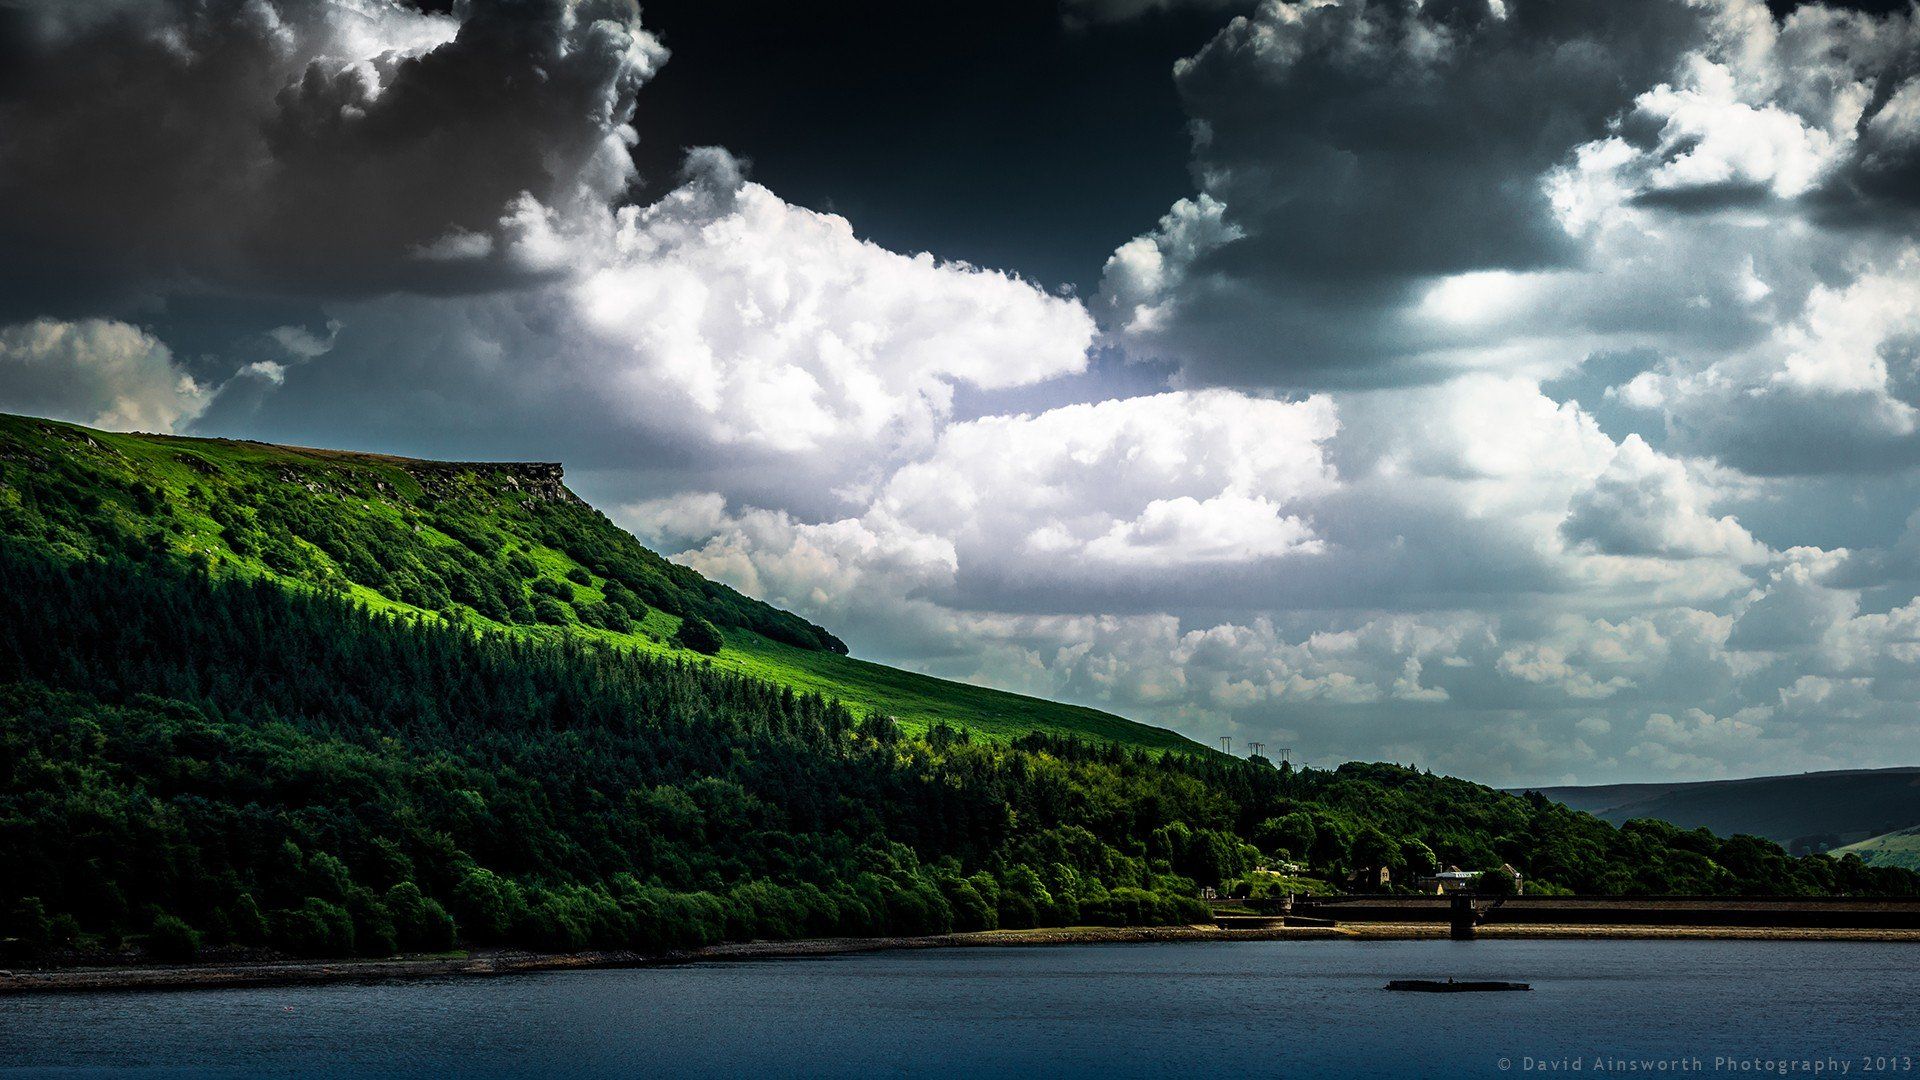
[1524,768,1920,854]
[0,413,1197,753]
[1836,826,1920,870]
[3,540,1916,966]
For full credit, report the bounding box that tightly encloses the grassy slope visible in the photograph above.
[1835,827,1920,871]
[0,413,1200,753]
[715,635,1178,744]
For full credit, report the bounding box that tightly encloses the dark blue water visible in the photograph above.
[3,940,1917,1078]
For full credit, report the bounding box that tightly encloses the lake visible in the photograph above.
[3,939,1917,1078]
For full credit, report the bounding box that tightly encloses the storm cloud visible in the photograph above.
[1099,0,1920,392]
[0,0,663,314]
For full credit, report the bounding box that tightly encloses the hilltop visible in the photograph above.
[0,413,1197,753]
[1525,768,1920,857]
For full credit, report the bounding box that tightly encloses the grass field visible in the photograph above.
[1835,827,1920,870]
[710,632,1196,748]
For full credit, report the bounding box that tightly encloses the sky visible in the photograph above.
[3,0,1920,786]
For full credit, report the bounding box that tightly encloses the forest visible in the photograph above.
[3,541,1916,965]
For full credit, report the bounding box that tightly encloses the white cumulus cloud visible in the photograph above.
[0,319,210,433]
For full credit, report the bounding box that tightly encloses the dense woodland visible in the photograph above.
[3,544,1916,965]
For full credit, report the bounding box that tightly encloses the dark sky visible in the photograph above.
[619,1,1229,291]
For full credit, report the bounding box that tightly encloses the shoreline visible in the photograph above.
[6,922,1920,997]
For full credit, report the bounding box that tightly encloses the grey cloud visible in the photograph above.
[1728,560,1857,651]
[1560,436,1765,562]
[1827,507,1920,610]
[1790,7,1920,219]
[1171,0,1683,281]
[1666,385,1920,477]
[0,0,663,318]
[1551,3,1920,231]
[252,0,662,292]
[1101,0,1920,411]
[1540,349,1670,444]
[1099,0,1707,386]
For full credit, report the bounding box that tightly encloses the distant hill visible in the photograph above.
[0,413,1200,753]
[1522,768,1920,857]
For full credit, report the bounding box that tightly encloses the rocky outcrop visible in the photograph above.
[249,454,576,507]
[490,462,571,503]
[402,461,575,504]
